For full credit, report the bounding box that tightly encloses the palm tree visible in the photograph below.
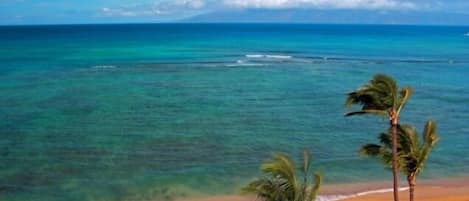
[243,150,321,201]
[345,74,412,201]
[360,120,439,201]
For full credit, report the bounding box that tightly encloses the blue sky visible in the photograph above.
[1,0,469,25]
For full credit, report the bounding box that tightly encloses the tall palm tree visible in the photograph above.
[345,74,412,201]
[243,150,321,201]
[360,120,439,201]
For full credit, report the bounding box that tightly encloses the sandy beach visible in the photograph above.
[343,186,469,201]
[177,177,469,201]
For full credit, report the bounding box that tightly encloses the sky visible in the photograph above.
[0,0,469,25]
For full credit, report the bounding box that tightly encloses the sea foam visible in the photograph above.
[225,62,267,67]
[91,65,116,69]
[246,54,292,59]
[316,187,409,201]
[266,55,292,59]
[245,54,264,58]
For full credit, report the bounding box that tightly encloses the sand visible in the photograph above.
[177,177,469,201]
[343,177,469,201]
[343,186,469,201]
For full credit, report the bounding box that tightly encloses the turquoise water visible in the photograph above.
[0,24,469,201]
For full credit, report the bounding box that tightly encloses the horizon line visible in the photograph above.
[1,22,469,27]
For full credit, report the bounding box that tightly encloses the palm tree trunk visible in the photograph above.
[391,114,400,201]
[407,174,416,201]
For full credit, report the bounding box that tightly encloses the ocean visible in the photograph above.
[0,23,468,201]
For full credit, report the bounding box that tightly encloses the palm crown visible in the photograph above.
[360,120,439,176]
[345,74,412,117]
[360,120,439,201]
[243,150,321,201]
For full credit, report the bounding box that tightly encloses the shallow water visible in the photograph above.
[0,24,468,201]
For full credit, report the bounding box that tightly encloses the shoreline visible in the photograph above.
[176,176,469,201]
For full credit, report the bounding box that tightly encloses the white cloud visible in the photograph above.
[99,0,417,18]
[100,7,138,17]
[99,0,207,17]
[171,0,206,9]
[223,0,416,10]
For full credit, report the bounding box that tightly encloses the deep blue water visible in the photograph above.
[0,24,469,201]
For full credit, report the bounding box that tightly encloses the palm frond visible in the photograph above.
[302,150,311,181]
[414,120,439,175]
[261,153,297,190]
[243,151,322,201]
[370,74,398,109]
[345,109,387,117]
[378,132,393,149]
[345,74,402,117]
[360,142,394,168]
[423,120,438,146]
[359,144,383,156]
[396,87,413,116]
[242,178,289,201]
[306,173,322,201]
[397,124,419,154]
[360,121,439,178]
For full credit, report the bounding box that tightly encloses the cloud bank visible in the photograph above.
[99,0,207,17]
[224,0,416,9]
[99,0,416,17]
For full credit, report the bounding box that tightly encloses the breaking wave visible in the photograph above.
[246,54,293,59]
[316,187,409,201]
[91,65,116,69]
